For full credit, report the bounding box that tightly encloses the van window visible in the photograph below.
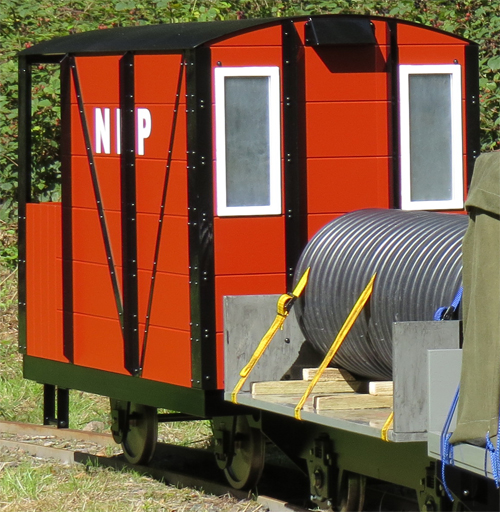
[214,67,281,216]
[399,65,463,210]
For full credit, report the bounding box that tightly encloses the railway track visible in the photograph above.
[0,420,310,512]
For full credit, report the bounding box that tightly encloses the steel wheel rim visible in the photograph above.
[223,416,265,490]
[122,403,158,465]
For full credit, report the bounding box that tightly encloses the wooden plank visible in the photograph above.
[302,367,355,382]
[251,379,365,395]
[314,394,393,411]
[368,381,393,396]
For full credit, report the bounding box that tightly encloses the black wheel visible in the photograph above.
[110,400,158,465]
[213,416,265,490]
[338,472,366,512]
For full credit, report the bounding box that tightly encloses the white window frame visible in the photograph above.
[214,66,281,217]
[399,64,463,211]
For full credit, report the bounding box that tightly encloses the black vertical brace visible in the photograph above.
[61,56,74,362]
[465,44,481,187]
[388,21,400,209]
[185,48,217,390]
[139,56,185,374]
[70,57,124,332]
[282,21,308,288]
[17,55,31,354]
[120,52,140,376]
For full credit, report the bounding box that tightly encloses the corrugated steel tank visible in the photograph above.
[294,209,467,380]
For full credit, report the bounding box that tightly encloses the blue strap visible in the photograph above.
[441,385,460,501]
[485,410,500,488]
[436,286,464,501]
[438,285,500,493]
[433,307,447,321]
[434,286,463,321]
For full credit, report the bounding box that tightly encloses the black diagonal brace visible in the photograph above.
[139,55,185,375]
[70,56,124,330]
[120,52,140,375]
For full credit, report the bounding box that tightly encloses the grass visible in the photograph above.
[0,450,260,511]
[0,224,262,511]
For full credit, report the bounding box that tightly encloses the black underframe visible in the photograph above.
[24,355,243,417]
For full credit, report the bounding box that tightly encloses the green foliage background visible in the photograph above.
[1,0,500,221]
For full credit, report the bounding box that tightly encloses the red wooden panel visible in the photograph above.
[72,207,122,267]
[307,157,391,213]
[26,203,65,362]
[135,54,187,104]
[136,214,189,274]
[70,103,121,158]
[71,103,185,161]
[141,326,191,387]
[137,270,191,332]
[293,20,307,45]
[214,273,286,331]
[136,160,188,216]
[372,20,389,45]
[26,203,41,357]
[307,213,342,239]
[73,56,121,104]
[398,45,465,67]
[211,47,282,69]
[72,156,121,211]
[72,261,122,320]
[398,23,467,45]
[213,216,286,275]
[134,105,187,161]
[305,45,388,102]
[306,101,389,158]
[73,313,126,374]
[70,104,86,157]
[212,25,282,47]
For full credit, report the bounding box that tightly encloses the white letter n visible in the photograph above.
[94,108,111,154]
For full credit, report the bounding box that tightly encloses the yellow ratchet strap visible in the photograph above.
[294,272,377,420]
[381,411,394,442]
[231,267,311,404]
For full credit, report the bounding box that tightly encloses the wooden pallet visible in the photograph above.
[251,367,393,411]
[251,379,365,395]
[314,393,393,411]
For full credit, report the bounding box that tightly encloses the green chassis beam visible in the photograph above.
[23,356,240,418]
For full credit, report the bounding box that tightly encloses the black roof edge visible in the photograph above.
[19,14,476,59]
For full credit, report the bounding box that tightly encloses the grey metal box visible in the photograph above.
[392,321,461,440]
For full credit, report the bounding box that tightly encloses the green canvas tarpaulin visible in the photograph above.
[451,152,500,445]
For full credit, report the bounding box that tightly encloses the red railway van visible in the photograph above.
[18,16,479,425]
